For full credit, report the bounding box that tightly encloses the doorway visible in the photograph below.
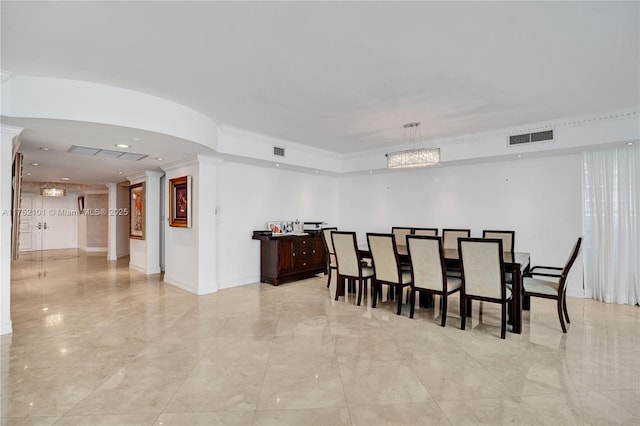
[19,193,78,252]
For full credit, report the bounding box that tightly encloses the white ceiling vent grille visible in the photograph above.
[509,130,554,146]
[68,145,147,161]
[273,146,285,157]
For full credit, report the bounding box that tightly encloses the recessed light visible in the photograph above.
[115,144,130,148]
[31,162,39,166]
[26,172,31,176]
[275,164,280,167]
[314,170,318,174]
[516,154,522,158]
[60,177,70,181]
[626,142,634,146]
[155,157,164,161]
[131,137,140,141]
[39,147,49,151]
[118,171,124,175]
[369,170,373,174]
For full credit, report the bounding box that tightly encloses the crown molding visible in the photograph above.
[160,155,199,172]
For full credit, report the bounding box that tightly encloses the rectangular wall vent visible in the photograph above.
[509,130,553,146]
[273,146,285,157]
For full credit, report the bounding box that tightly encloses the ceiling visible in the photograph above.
[1,1,639,185]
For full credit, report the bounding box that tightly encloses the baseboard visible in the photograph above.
[163,274,198,294]
[0,320,13,335]
[218,275,261,290]
[128,262,161,275]
[82,247,108,253]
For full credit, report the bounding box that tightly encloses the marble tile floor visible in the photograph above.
[1,249,639,425]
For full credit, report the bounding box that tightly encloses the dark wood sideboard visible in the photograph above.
[252,232,326,285]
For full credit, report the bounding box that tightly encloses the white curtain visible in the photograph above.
[583,144,640,305]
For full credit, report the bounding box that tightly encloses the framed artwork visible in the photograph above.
[129,182,145,239]
[77,195,85,213]
[169,175,191,228]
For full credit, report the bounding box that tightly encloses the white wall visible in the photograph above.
[128,171,161,274]
[1,126,22,335]
[338,154,584,296]
[216,161,340,289]
[116,184,130,258]
[163,159,199,292]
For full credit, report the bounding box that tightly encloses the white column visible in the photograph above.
[106,183,117,261]
[145,170,162,274]
[127,170,162,274]
[197,156,221,294]
[1,125,24,335]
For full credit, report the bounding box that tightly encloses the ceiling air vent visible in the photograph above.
[509,130,553,146]
[273,146,285,157]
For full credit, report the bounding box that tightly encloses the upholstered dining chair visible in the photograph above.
[483,230,515,283]
[331,231,374,306]
[406,235,461,326]
[391,227,413,245]
[367,233,412,315]
[523,237,582,333]
[459,238,511,339]
[413,227,438,236]
[442,228,471,250]
[321,227,338,288]
[442,229,471,278]
[482,230,515,253]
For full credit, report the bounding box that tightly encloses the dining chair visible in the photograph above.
[367,233,412,315]
[321,227,338,288]
[523,237,582,333]
[391,227,413,245]
[413,227,438,236]
[406,235,461,326]
[331,231,374,306]
[442,229,471,250]
[482,230,515,253]
[459,238,511,339]
[483,230,515,283]
[442,229,470,278]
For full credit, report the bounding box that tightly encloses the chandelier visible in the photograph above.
[386,122,440,169]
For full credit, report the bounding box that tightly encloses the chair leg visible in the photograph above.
[356,279,363,306]
[466,299,472,317]
[523,294,531,311]
[335,276,341,301]
[372,280,378,308]
[562,295,570,323]
[557,298,567,333]
[326,267,332,288]
[500,302,507,339]
[460,295,466,330]
[396,286,403,315]
[410,288,416,319]
[441,294,447,327]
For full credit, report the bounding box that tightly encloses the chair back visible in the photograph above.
[407,235,445,291]
[559,237,583,291]
[483,230,515,253]
[331,231,361,277]
[322,227,338,267]
[443,229,471,250]
[367,233,401,284]
[459,238,506,300]
[413,228,438,236]
[391,227,413,246]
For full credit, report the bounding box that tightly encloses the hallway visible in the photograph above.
[1,250,639,425]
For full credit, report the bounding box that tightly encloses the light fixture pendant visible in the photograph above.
[40,188,66,197]
[386,122,440,169]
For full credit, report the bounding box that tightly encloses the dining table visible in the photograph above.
[358,243,531,334]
